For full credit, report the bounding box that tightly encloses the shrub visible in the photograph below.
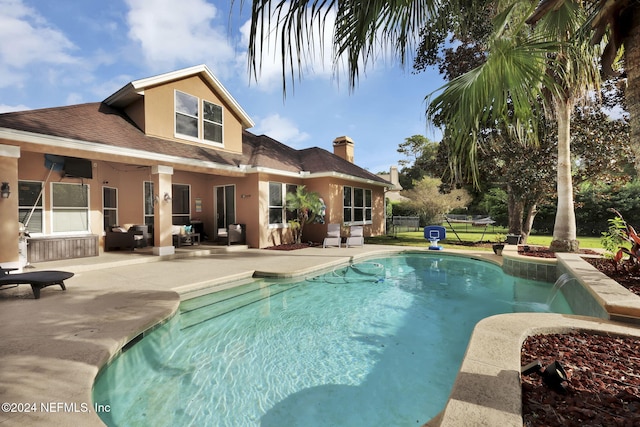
[601,209,640,271]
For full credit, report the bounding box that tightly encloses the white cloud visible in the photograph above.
[65,93,84,105]
[0,103,30,113]
[253,114,310,146]
[124,0,236,76]
[0,0,79,68]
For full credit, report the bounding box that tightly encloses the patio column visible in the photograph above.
[152,165,174,256]
[0,145,20,268]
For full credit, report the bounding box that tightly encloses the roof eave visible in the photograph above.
[308,171,393,188]
[0,127,245,175]
[242,166,392,187]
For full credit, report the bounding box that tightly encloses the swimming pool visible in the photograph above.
[93,253,572,426]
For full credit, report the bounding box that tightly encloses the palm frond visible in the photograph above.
[242,0,443,94]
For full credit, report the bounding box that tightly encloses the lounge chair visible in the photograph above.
[323,223,342,248]
[0,267,73,299]
[346,225,365,247]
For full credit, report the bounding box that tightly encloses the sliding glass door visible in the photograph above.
[214,185,235,237]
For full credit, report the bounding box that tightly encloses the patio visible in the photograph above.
[1,245,638,427]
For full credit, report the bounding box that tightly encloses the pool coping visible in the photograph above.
[3,245,639,426]
[432,313,640,427]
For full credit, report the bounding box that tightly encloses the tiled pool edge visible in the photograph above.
[432,247,640,427]
[502,246,557,282]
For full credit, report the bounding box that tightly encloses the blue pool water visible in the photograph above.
[93,253,572,426]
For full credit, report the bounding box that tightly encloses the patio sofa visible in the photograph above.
[105,225,149,251]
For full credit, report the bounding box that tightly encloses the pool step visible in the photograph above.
[179,280,299,329]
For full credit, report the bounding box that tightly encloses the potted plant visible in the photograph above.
[492,234,505,255]
[506,234,522,245]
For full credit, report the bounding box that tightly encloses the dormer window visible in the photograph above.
[175,90,223,145]
[203,100,222,144]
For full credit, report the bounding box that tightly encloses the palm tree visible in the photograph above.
[528,0,640,175]
[242,0,446,93]
[285,185,324,243]
[427,2,601,251]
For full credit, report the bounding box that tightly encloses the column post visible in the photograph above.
[0,145,21,268]
[151,165,174,256]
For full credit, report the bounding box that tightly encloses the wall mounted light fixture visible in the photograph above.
[0,182,10,199]
[164,192,172,202]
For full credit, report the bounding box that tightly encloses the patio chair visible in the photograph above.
[0,267,73,299]
[346,225,365,247]
[323,223,342,248]
[105,225,148,251]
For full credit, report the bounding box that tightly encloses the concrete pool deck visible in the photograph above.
[1,244,639,426]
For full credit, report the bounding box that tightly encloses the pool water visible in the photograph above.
[93,253,572,426]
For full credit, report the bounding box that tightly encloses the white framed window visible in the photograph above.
[144,181,154,230]
[175,90,224,145]
[18,180,43,235]
[103,186,118,231]
[343,186,372,225]
[268,182,297,227]
[203,100,223,144]
[51,182,89,233]
[175,91,199,139]
[172,183,191,225]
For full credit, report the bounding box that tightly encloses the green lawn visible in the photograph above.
[367,224,605,251]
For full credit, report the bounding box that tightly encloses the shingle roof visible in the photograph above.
[0,103,243,167]
[0,103,390,185]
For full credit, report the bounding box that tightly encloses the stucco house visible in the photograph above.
[0,65,391,267]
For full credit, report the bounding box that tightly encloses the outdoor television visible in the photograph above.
[63,157,93,179]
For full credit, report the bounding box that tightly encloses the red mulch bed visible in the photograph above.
[517,246,601,258]
[522,333,640,426]
[520,247,640,425]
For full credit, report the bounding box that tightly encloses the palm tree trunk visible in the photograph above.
[627,8,640,175]
[550,98,579,252]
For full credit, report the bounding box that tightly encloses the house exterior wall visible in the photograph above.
[142,76,244,154]
[99,162,149,228]
[17,153,154,238]
[256,173,303,248]
[124,98,145,131]
[244,174,387,247]
[6,146,388,259]
[301,176,386,243]
[0,145,20,267]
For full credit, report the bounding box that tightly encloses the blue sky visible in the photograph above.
[0,0,445,173]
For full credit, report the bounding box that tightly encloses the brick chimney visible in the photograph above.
[333,136,354,163]
[390,166,402,190]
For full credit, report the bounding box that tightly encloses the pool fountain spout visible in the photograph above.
[546,273,575,307]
